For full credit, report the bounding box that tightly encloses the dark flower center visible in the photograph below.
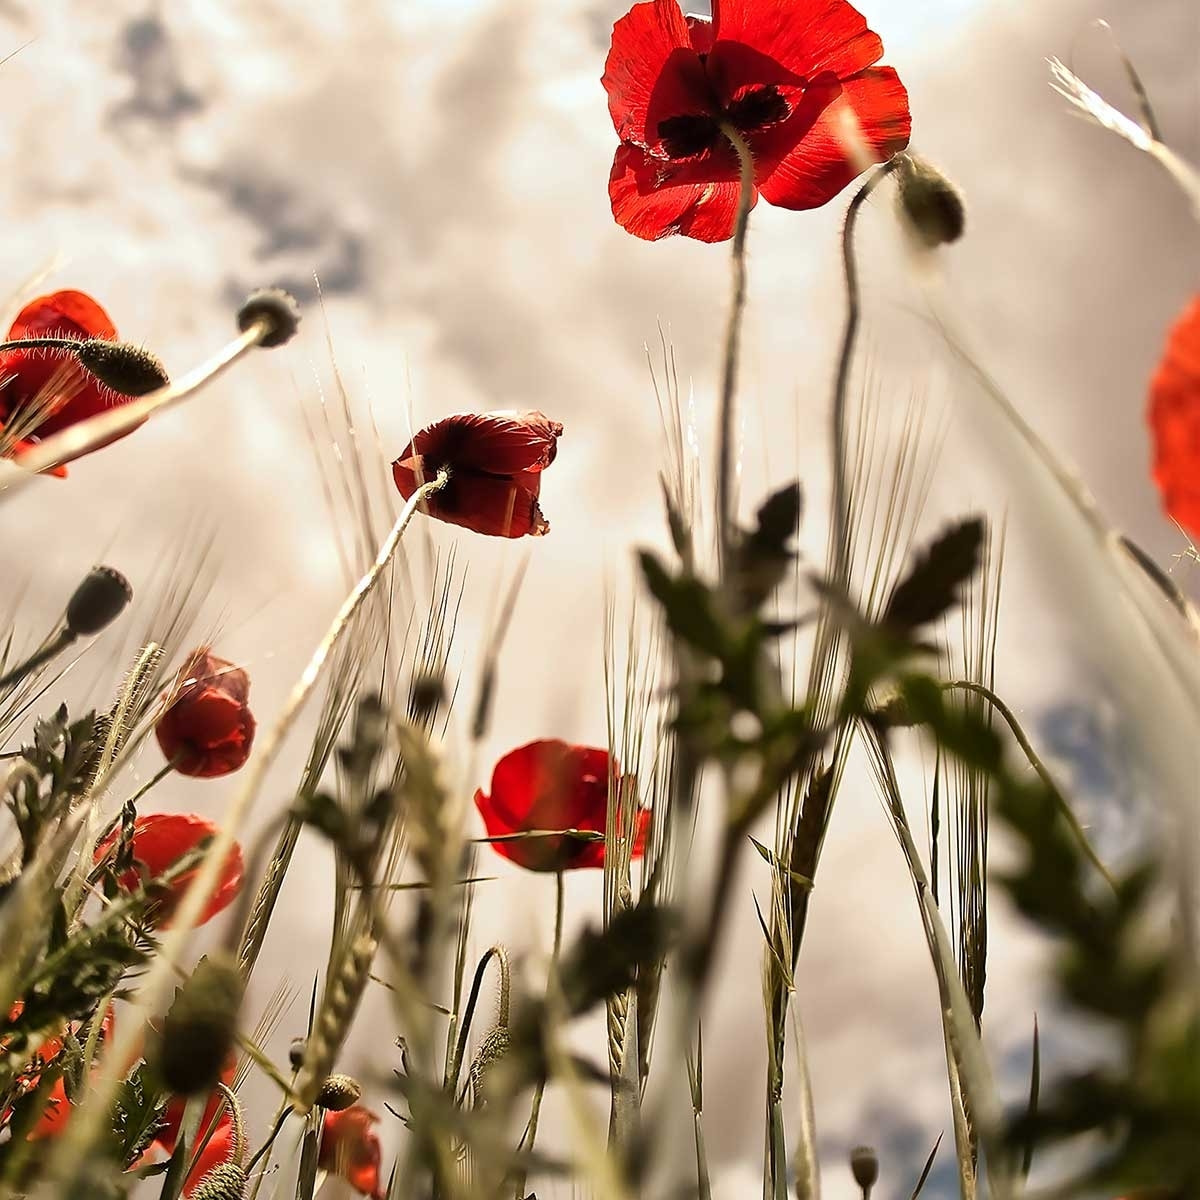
[656,85,791,160]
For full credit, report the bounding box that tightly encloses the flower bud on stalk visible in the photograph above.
[189,1164,248,1200]
[66,566,133,637]
[74,340,169,396]
[895,154,966,248]
[156,953,243,1096]
[850,1145,879,1199]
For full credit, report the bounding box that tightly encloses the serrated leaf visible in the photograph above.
[884,517,986,634]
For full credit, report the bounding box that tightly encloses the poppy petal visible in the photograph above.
[710,0,884,81]
[609,141,757,243]
[8,290,118,341]
[402,411,562,476]
[602,0,710,149]
[1149,295,1200,538]
[756,67,911,210]
[393,461,549,538]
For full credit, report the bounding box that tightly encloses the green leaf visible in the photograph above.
[638,551,728,659]
[884,517,986,634]
[749,838,814,891]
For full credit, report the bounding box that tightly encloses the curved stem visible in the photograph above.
[448,944,511,1096]
[46,472,449,1200]
[830,159,901,591]
[715,121,756,577]
[0,316,275,495]
[0,626,75,690]
[941,679,1116,890]
[215,1082,246,1167]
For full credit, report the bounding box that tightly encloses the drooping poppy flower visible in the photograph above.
[602,0,912,241]
[155,650,256,778]
[474,739,650,872]
[1148,294,1200,539]
[94,813,245,927]
[392,411,563,538]
[319,1105,385,1200]
[0,290,141,475]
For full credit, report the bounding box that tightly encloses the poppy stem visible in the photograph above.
[0,626,75,691]
[0,293,297,498]
[715,121,756,577]
[830,158,901,590]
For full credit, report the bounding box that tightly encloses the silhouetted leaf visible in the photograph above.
[884,517,985,634]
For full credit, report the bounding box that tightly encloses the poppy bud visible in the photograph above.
[155,649,256,778]
[316,1074,362,1112]
[468,1026,510,1103]
[157,954,243,1097]
[850,1145,879,1196]
[66,566,133,637]
[188,1164,247,1200]
[74,339,169,397]
[895,155,965,248]
[289,1038,307,1070]
[237,288,300,349]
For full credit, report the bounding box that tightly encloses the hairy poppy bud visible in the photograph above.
[157,953,243,1096]
[66,566,133,637]
[468,1026,510,1103]
[896,155,965,248]
[237,288,300,349]
[316,1074,362,1112]
[74,339,169,397]
[850,1145,879,1196]
[188,1164,247,1200]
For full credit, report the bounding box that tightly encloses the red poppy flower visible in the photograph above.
[156,650,256,778]
[474,739,650,872]
[319,1105,385,1200]
[1,1004,115,1140]
[0,290,140,475]
[152,1055,238,1159]
[1149,294,1200,539]
[181,1115,238,1196]
[94,813,244,927]
[392,411,563,538]
[602,0,912,241]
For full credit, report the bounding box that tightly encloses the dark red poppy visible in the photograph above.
[392,411,563,538]
[94,813,245,927]
[156,650,256,778]
[1149,294,1200,539]
[319,1105,385,1200]
[0,290,139,475]
[474,739,650,872]
[602,0,912,241]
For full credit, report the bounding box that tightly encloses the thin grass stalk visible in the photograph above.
[45,472,448,1199]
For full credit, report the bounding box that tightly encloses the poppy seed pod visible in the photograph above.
[850,1145,879,1194]
[65,566,133,637]
[316,1074,363,1112]
[74,339,169,397]
[896,155,965,248]
[157,954,243,1097]
[188,1164,247,1200]
[237,288,300,349]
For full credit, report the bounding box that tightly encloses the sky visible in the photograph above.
[0,1,1198,1197]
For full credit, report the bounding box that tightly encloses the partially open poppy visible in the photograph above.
[392,411,563,538]
[94,813,244,927]
[156,650,256,778]
[0,290,142,475]
[1149,294,1200,539]
[319,1105,385,1200]
[603,0,912,241]
[475,739,650,872]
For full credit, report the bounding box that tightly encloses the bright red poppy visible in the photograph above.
[319,1105,385,1200]
[155,650,256,778]
[474,739,650,872]
[1149,294,1200,539]
[392,411,563,538]
[0,290,138,475]
[602,0,912,241]
[94,813,244,927]
[181,1116,238,1196]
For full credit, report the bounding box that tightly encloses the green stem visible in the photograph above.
[0,627,75,690]
[941,679,1116,890]
[830,159,901,591]
[515,871,565,1195]
[715,121,756,577]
